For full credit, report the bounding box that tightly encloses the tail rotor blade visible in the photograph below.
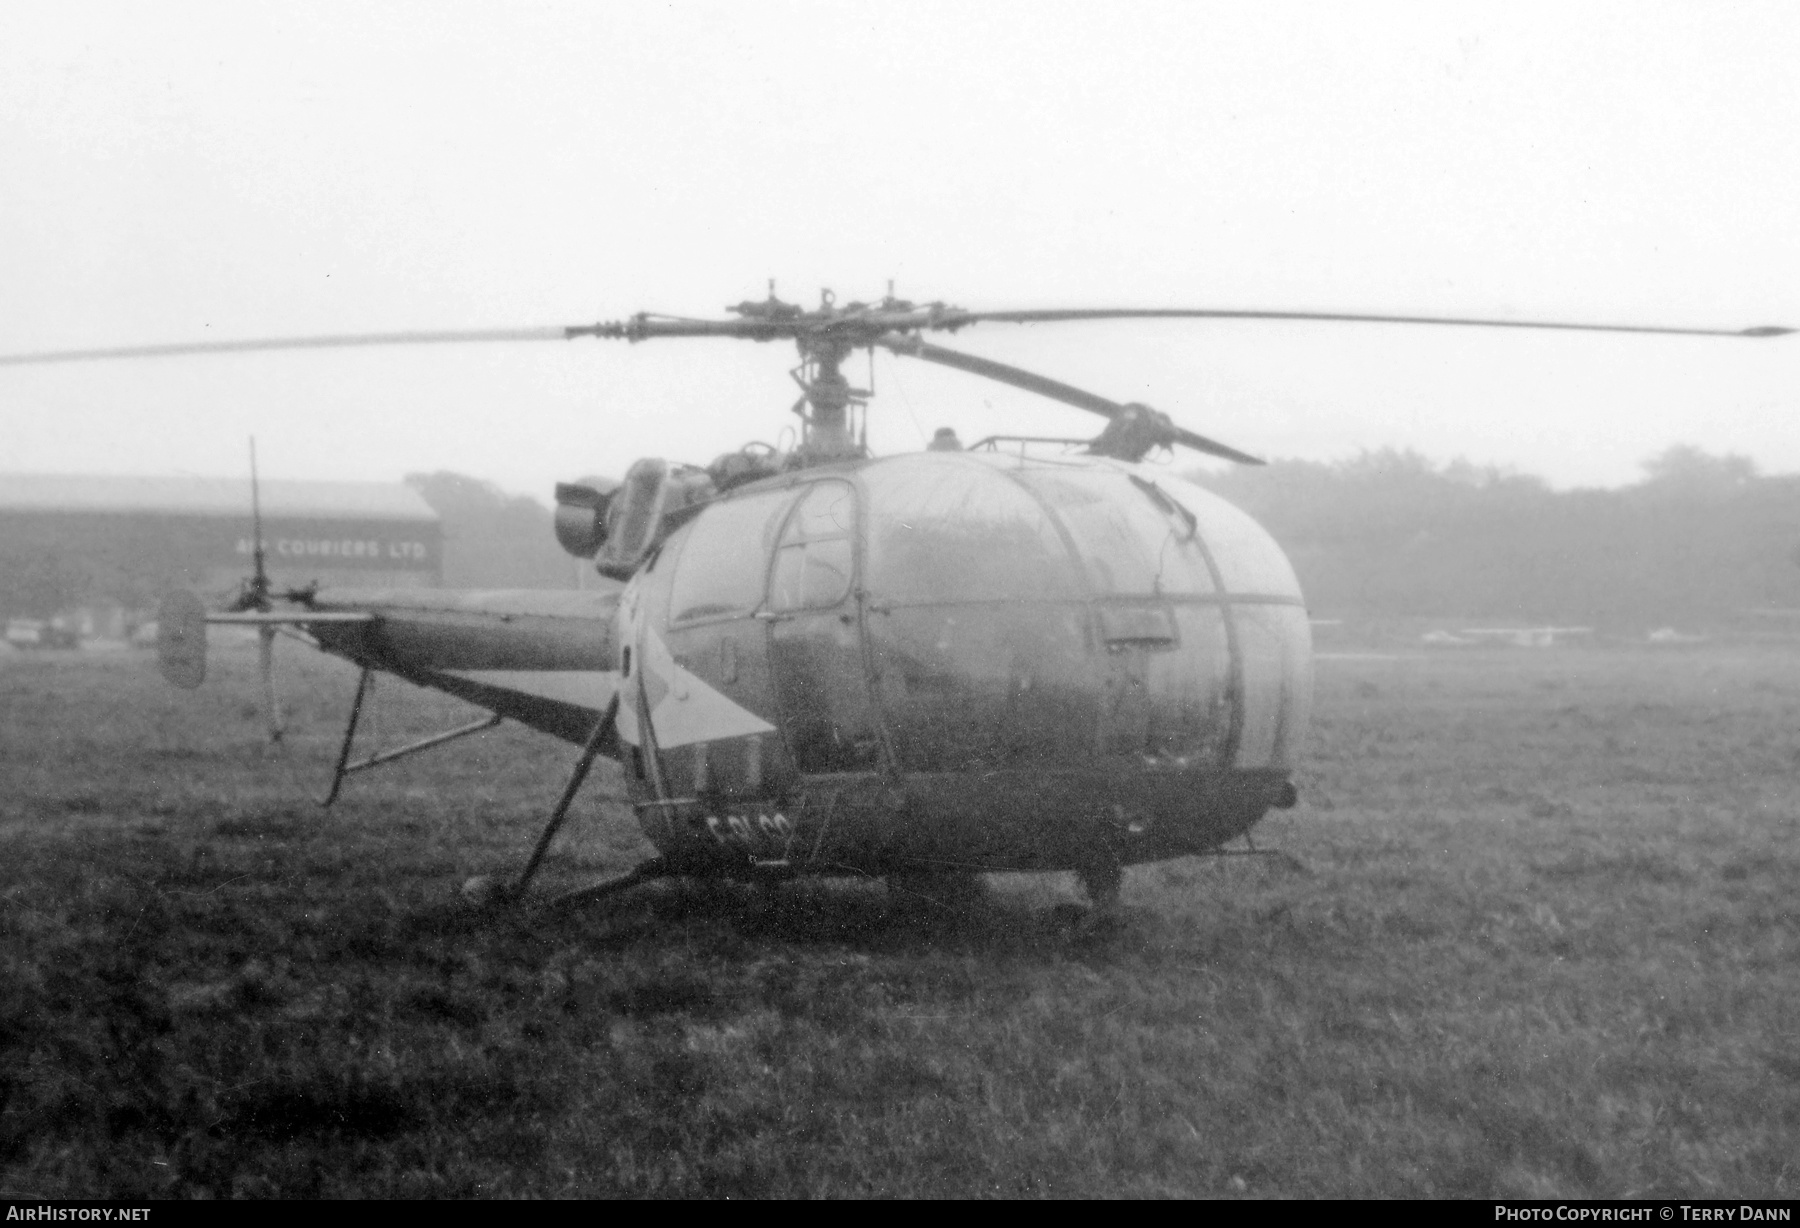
[249,437,269,608]
[258,626,284,744]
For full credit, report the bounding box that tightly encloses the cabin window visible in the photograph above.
[861,456,1079,605]
[667,488,798,624]
[1010,467,1217,596]
[768,481,856,612]
[1153,475,1305,598]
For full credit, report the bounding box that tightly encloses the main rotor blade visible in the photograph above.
[877,334,1123,417]
[875,334,1263,465]
[9,301,1786,368]
[928,308,1794,340]
[1158,424,1264,466]
[0,326,576,367]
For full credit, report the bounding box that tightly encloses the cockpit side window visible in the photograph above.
[1010,467,1216,595]
[768,481,856,612]
[1152,474,1305,598]
[667,488,798,625]
[861,456,1080,605]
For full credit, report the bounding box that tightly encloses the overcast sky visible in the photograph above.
[2,1,1796,497]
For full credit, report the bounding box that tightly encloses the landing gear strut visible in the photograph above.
[321,667,503,807]
[512,692,622,896]
[464,692,657,912]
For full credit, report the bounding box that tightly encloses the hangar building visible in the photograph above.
[0,473,440,636]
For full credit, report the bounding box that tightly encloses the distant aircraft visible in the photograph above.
[1457,627,1594,648]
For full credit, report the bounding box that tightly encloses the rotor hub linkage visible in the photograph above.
[562,290,1285,466]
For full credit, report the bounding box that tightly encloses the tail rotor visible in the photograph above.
[230,439,284,742]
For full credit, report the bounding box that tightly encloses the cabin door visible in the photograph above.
[762,480,886,775]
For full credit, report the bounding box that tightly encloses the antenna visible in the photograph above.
[249,437,270,609]
[245,436,282,741]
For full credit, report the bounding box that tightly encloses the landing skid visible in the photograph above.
[1193,831,1309,874]
[514,835,1305,925]
[541,857,673,914]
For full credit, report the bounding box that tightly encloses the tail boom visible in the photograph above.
[285,587,625,748]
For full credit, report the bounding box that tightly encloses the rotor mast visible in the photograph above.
[792,334,862,461]
[739,284,871,464]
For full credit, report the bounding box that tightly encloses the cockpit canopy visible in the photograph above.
[855,452,1302,606]
[661,450,1302,623]
[644,449,1310,778]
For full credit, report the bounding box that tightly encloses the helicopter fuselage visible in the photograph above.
[24,285,1784,897]
[310,448,1311,880]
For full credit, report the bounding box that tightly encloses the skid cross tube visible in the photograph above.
[321,666,504,807]
[512,693,622,896]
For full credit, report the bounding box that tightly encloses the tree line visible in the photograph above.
[401,471,579,590]
[1191,445,1800,629]
[6,450,1796,630]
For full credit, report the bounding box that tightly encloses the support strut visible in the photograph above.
[320,666,504,807]
[322,667,374,806]
[512,692,622,896]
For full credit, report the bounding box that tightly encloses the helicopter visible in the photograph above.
[3,288,1790,912]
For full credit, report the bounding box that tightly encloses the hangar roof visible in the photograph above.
[0,473,437,523]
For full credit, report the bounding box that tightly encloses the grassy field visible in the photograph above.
[1,638,1796,1198]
